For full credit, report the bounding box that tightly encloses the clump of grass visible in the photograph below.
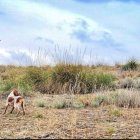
[38,102,46,108]
[122,58,138,71]
[51,98,67,109]
[52,101,66,109]
[35,113,44,119]
[91,94,115,107]
[118,77,140,90]
[90,94,112,107]
[72,101,85,109]
[106,126,115,136]
[109,109,122,117]
[115,89,140,108]
[119,78,134,89]
[75,95,93,107]
[90,100,100,108]
[34,99,47,108]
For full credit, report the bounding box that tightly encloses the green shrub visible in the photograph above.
[80,72,96,93]
[0,80,15,92]
[25,67,44,84]
[80,72,115,93]
[52,64,82,85]
[96,73,115,89]
[15,75,32,96]
[122,58,138,71]
[24,67,48,92]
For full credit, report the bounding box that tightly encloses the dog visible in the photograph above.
[3,89,25,116]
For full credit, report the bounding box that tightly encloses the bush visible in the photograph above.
[115,90,140,108]
[90,94,110,107]
[122,58,138,71]
[95,73,115,89]
[80,72,115,93]
[119,78,134,89]
[0,80,15,92]
[25,67,44,84]
[52,64,82,85]
[24,67,47,92]
[118,78,140,89]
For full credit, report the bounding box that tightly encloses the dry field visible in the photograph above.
[0,92,140,139]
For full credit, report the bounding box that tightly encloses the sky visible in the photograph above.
[0,0,140,66]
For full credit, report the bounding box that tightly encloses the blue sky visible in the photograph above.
[0,0,140,66]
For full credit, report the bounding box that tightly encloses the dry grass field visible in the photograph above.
[0,91,140,139]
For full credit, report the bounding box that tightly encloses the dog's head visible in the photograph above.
[13,89,20,96]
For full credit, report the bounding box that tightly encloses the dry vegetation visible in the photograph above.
[0,58,140,139]
[0,91,140,139]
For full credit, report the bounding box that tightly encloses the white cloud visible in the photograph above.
[0,48,10,57]
[0,0,137,65]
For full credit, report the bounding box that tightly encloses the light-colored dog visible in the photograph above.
[3,89,25,116]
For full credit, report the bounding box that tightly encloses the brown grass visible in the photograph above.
[0,90,140,139]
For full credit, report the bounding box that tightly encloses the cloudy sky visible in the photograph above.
[0,0,140,66]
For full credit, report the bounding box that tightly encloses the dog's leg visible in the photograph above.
[22,108,25,115]
[10,106,14,114]
[3,104,9,114]
[21,102,25,115]
[22,107,25,115]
